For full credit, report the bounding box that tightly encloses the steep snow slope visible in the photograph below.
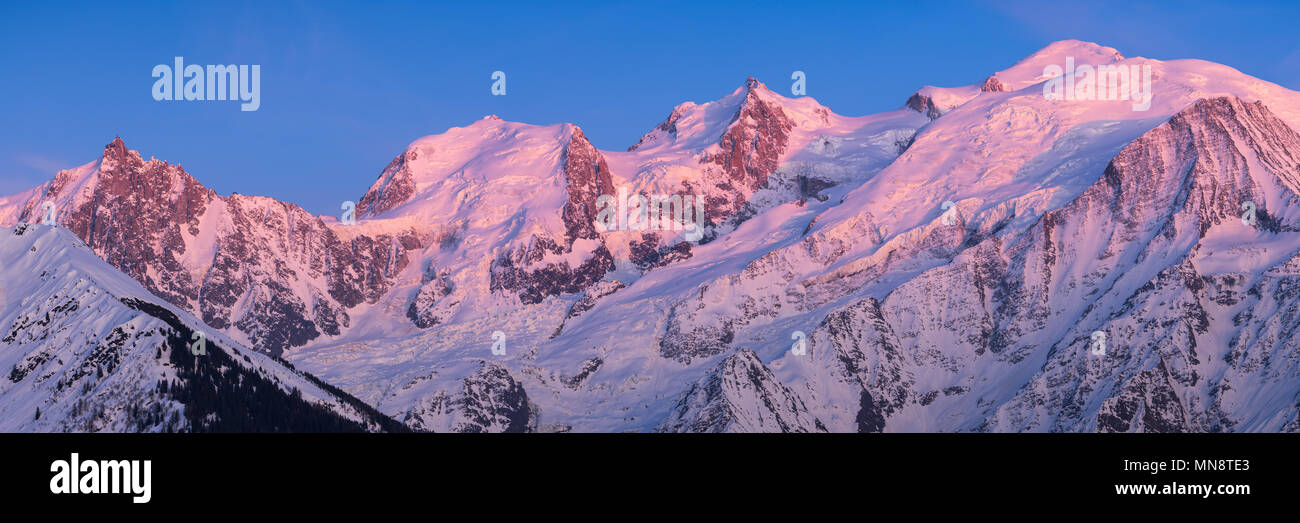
[659,40,1300,377]
[0,139,424,355]
[351,116,619,330]
[0,119,629,357]
[0,224,405,432]
[5,41,1299,433]
[611,77,923,237]
[285,78,928,432]
[286,42,1300,433]
[906,40,1126,118]
[775,97,1300,432]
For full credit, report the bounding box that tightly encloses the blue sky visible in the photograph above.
[2,0,1297,215]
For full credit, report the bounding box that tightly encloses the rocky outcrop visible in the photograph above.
[400,362,536,433]
[488,128,617,305]
[652,96,1300,433]
[490,236,615,305]
[878,97,1300,432]
[357,149,418,217]
[406,265,457,328]
[14,138,421,355]
[561,128,617,242]
[658,349,826,433]
[628,103,691,152]
[695,78,797,222]
[980,75,1006,92]
[905,92,943,120]
[1096,360,1191,432]
[0,225,406,432]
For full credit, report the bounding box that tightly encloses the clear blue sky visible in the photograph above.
[2,1,1297,215]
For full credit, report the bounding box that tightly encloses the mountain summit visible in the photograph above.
[4,41,1300,432]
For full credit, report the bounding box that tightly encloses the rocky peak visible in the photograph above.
[104,136,129,158]
[658,349,827,433]
[357,148,417,218]
[734,77,785,112]
[980,75,1006,92]
[98,136,146,170]
[628,102,695,151]
[697,79,796,217]
[561,126,615,241]
[1098,96,1300,236]
[1023,39,1125,64]
[904,92,943,119]
[625,77,805,231]
[10,138,422,355]
[34,137,210,228]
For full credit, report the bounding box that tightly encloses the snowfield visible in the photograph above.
[3,40,1300,432]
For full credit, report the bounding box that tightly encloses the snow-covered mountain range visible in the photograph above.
[3,40,1299,432]
[0,224,406,432]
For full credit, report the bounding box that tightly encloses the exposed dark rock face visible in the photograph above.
[980,75,1006,92]
[696,78,797,222]
[659,292,736,365]
[658,349,826,433]
[400,362,535,433]
[452,362,535,433]
[565,280,624,319]
[488,128,617,305]
[855,389,887,433]
[821,298,914,432]
[629,232,693,271]
[652,96,1300,432]
[550,280,625,339]
[406,266,457,328]
[1096,359,1190,432]
[628,104,690,152]
[16,138,421,355]
[490,237,616,305]
[561,128,617,242]
[358,148,418,218]
[561,357,604,390]
[905,92,943,120]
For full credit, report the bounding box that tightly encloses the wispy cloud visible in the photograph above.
[0,154,66,195]
[982,0,1183,52]
[1276,48,1300,89]
[14,153,72,175]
